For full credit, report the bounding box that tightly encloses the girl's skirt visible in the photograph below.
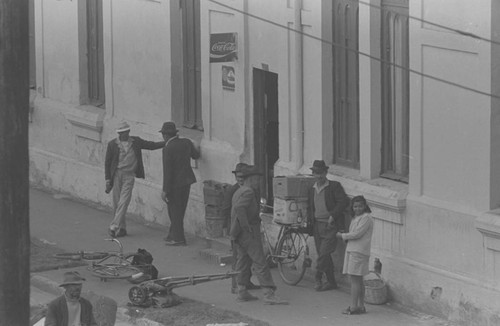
[343,251,369,276]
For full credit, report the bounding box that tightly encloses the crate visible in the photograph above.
[206,218,224,238]
[203,180,230,207]
[273,175,316,199]
[205,205,223,218]
[273,197,308,225]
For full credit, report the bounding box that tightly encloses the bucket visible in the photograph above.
[364,272,388,305]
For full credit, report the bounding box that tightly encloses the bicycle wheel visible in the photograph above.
[96,253,136,265]
[53,251,108,261]
[91,264,142,280]
[276,229,308,285]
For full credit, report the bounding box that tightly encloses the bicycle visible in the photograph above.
[53,238,143,281]
[260,201,312,286]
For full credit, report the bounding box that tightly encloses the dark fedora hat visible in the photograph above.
[59,271,86,287]
[239,165,262,178]
[232,163,249,174]
[310,160,329,173]
[159,121,178,135]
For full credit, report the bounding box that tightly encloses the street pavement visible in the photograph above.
[30,188,455,326]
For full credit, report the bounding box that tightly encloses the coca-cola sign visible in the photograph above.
[210,33,238,63]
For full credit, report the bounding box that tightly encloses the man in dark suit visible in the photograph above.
[104,121,165,237]
[160,121,200,246]
[307,160,349,291]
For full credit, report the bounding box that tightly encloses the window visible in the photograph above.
[87,0,105,107]
[181,0,202,130]
[333,0,359,168]
[380,0,409,181]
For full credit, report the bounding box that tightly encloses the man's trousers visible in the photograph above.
[110,170,135,231]
[165,184,191,243]
[234,224,275,289]
[313,221,338,284]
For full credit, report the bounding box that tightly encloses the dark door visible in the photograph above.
[253,68,279,206]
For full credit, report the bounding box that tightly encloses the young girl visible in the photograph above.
[336,195,374,315]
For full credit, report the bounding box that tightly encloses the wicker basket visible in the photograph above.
[364,272,388,305]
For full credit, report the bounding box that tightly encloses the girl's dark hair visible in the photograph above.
[350,195,371,215]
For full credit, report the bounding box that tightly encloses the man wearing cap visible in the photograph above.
[160,121,200,246]
[104,121,165,237]
[307,159,349,291]
[44,271,97,326]
[221,162,260,294]
[230,165,287,305]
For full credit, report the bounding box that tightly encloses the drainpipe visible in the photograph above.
[295,0,304,170]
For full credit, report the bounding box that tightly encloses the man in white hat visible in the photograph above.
[44,271,97,326]
[104,121,165,237]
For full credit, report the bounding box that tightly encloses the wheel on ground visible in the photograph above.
[276,229,308,285]
[129,286,149,305]
[91,264,142,280]
[53,251,108,261]
[95,253,135,265]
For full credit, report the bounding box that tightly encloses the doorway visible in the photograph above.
[253,68,279,207]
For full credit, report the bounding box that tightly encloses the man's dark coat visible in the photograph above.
[44,295,97,326]
[104,136,165,184]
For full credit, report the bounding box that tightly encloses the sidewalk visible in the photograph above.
[30,188,454,326]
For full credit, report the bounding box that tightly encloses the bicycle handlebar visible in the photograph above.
[104,238,123,253]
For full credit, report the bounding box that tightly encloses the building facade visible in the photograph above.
[29,0,500,324]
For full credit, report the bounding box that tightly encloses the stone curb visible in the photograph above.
[31,274,64,297]
[117,307,165,326]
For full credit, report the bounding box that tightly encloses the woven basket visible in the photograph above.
[364,272,388,305]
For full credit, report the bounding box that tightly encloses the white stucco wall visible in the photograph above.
[108,0,171,125]
[409,0,492,210]
[39,0,80,103]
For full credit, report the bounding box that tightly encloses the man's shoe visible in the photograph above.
[165,240,186,246]
[246,282,261,290]
[342,306,361,315]
[263,289,289,305]
[236,290,258,302]
[318,282,338,292]
[108,229,116,238]
[115,229,127,237]
[314,281,323,291]
[231,286,238,294]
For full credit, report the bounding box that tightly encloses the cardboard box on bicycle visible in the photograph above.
[273,197,308,224]
[273,175,316,199]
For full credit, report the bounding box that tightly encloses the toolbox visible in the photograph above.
[273,175,316,199]
[273,197,308,225]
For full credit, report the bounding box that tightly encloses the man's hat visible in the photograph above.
[159,121,178,135]
[232,163,249,174]
[116,121,131,133]
[59,271,86,287]
[310,160,329,173]
[238,165,262,178]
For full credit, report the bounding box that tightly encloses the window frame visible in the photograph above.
[380,0,409,182]
[86,0,105,108]
[333,0,360,169]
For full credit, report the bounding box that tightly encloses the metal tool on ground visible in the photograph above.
[128,271,239,308]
